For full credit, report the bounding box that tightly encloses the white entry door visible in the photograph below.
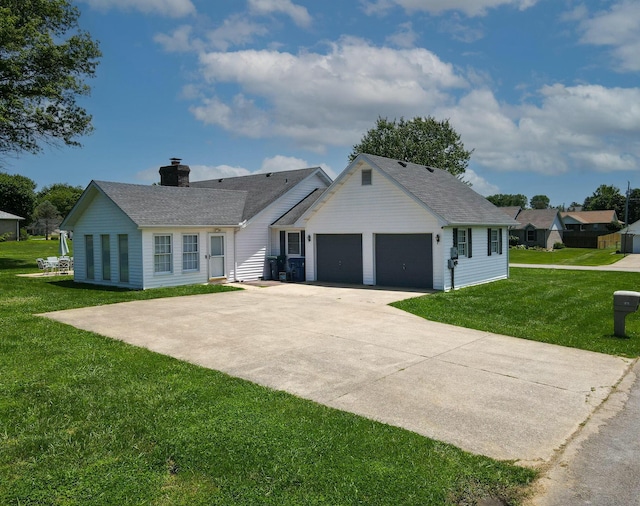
[209,234,225,278]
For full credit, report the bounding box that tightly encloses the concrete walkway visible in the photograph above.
[41,283,630,466]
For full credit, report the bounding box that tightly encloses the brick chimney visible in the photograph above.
[159,158,190,187]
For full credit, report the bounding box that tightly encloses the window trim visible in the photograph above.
[182,233,199,272]
[287,231,301,256]
[362,169,372,186]
[153,234,173,274]
[526,228,536,242]
[453,228,473,258]
[488,228,503,255]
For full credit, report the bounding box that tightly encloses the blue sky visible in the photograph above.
[7,0,640,208]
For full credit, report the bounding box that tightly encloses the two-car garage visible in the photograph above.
[315,233,433,289]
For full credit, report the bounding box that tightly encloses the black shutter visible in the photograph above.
[280,231,286,256]
[301,230,305,256]
[487,228,492,256]
[468,228,473,258]
[453,228,458,248]
[499,228,503,255]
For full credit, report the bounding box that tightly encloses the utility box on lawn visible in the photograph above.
[613,290,640,337]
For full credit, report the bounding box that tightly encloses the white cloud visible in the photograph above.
[191,38,467,149]
[463,169,499,195]
[361,0,538,17]
[206,14,269,51]
[154,25,199,52]
[258,155,311,173]
[248,0,312,27]
[80,0,195,17]
[385,22,419,48]
[575,0,640,72]
[436,84,640,176]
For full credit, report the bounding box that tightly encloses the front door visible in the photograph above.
[209,234,225,278]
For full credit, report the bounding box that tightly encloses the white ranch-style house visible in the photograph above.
[62,154,517,291]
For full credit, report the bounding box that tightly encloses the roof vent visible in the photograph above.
[425,166,435,173]
[398,161,407,167]
[218,178,223,182]
[266,172,272,177]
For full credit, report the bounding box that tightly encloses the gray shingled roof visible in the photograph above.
[362,154,517,226]
[0,210,24,220]
[272,188,326,226]
[500,206,522,220]
[512,208,562,230]
[191,168,324,221]
[94,181,247,227]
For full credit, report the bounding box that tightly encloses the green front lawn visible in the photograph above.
[509,246,623,266]
[394,268,640,357]
[0,240,535,505]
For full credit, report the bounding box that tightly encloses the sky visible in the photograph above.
[6,0,640,208]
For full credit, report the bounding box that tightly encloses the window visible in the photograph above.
[85,235,94,280]
[526,228,536,242]
[182,234,199,271]
[287,232,301,255]
[118,234,129,283]
[101,234,111,280]
[154,234,172,274]
[453,228,473,258]
[362,169,372,185]
[488,228,502,255]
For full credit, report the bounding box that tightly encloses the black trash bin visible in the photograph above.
[288,257,305,282]
[266,256,278,280]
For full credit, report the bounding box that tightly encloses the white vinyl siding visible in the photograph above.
[304,164,443,288]
[444,225,509,291]
[71,190,142,288]
[236,172,329,281]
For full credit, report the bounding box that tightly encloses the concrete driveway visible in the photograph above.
[41,283,631,466]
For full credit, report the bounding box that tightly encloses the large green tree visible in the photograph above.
[530,195,550,209]
[583,185,625,219]
[0,0,101,160]
[0,171,36,220]
[32,199,60,239]
[37,182,83,217]
[349,116,472,177]
[486,194,528,208]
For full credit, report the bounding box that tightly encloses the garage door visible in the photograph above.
[375,234,433,289]
[316,234,363,284]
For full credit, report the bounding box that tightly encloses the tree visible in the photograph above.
[0,172,36,220]
[486,193,528,208]
[627,188,640,224]
[583,185,625,219]
[349,116,472,177]
[37,182,83,218]
[32,200,60,239]
[0,0,101,160]
[530,195,550,209]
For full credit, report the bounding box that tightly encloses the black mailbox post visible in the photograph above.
[613,290,640,337]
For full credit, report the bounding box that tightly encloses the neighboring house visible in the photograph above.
[508,208,565,249]
[0,210,24,240]
[295,154,517,291]
[61,154,517,291]
[61,159,331,289]
[561,210,619,231]
[561,210,620,248]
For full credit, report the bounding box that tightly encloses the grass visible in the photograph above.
[509,246,623,266]
[394,267,640,357]
[0,240,536,505]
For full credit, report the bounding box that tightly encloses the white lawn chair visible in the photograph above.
[58,257,70,275]
[36,258,49,275]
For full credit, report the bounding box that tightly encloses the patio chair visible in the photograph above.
[36,258,49,275]
[58,257,70,275]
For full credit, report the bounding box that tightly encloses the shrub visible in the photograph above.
[553,242,565,250]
